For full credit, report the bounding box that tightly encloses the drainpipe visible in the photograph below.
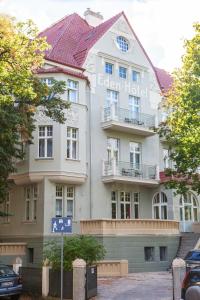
[87,86,92,219]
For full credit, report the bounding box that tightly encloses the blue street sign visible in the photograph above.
[51,217,72,233]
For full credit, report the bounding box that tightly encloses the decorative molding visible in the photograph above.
[65,108,79,126]
[114,19,130,34]
[34,110,52,124]
[10,171,87,185]
[0,243,26,256]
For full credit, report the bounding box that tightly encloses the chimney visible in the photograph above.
[84,8,103,27]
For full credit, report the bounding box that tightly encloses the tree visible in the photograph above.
[44,235,106,270]
[159,23,200,195]
[0,15,69,202]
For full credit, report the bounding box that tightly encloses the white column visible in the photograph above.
[42,265,51,297]
[172,258,186,300]
[73,258,86,300]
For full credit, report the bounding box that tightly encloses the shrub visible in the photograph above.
[43,235,106,271]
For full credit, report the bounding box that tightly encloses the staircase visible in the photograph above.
[176,233,200,259]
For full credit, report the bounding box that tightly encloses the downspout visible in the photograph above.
[87,85,92,219]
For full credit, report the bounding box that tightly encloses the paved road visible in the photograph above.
[97,272,173,300]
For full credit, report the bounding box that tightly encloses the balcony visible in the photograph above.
[102,106,156,136]
[102,160,159,187]
[80,219,180,236]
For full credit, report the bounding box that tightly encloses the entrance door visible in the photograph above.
[179,193,199,232]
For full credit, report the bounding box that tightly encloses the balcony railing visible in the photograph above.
[103,160,158,181]
[80,219,180,235]
[103,106,155,129]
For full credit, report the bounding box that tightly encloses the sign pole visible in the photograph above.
[61,231,64,300]
[51,217,72,300]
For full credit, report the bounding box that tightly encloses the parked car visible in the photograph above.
[0,264,22,299]
[184,249,200,271]
[181,266,200,299]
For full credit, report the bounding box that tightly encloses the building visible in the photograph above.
[0,9,199,272]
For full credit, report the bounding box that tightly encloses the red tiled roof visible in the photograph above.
[154,67,173,92]
[39,12,123,68]
[39,11,173,92]
[37,66,89,83]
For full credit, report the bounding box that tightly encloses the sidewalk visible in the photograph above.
[97,271,173,300]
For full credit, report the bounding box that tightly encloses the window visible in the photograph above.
[67,80,78,103]
[67,127,78,159]
[107,138,120,163]
[56,185,63,217]
[130,142,141,169]
[163,149,171,169]
[25,185,38,221]
[179,192,198,222]
[55,185,75,219]
[105,62,113,74]
[111,191,117,219]
[106,90,119,119]
[160,246,167,261]
[144,247,155,262]
[33,185,38,221]
[66,187,74,218]
[153,192,168,220]
[116,36,129,52]
[132,71,140,83]
[129,96,140,120]
[27,248,34,264]
[133,193,140,219]
[119,66,127,79]
[2,193,10,223]
[38,126,53,158]
[120,192,131,219]
[40,77,53,86]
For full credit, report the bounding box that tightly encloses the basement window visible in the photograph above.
[27,248,34,264]
[160,246,167,261]
[144,247,155,262]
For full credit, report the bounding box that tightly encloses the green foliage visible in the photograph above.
[0,15,70,203]
[158,23,200,195]
[43,235,106,271]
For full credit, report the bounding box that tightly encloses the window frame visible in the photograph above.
[55,185,75,219]
[119,66,127,79]
[133,192,140,219]
[132,70,140,83]
[159,246,168,261]
[111,191,117,219]
[67,79,79,103]
[116,36,129,52]
[40,77,54,86]
[130,142,141,169]
[105,62,113,75]
[144,247,155,262]
[66,127,78,160]
[24,185,38,222]
[120,191,131,219]
[152,192,168,220]
[38,125,53,158]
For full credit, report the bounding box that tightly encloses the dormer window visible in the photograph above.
[116,36,129,52]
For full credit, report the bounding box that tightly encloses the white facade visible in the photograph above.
[0,12,199,256]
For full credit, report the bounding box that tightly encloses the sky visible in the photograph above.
[0,0,199,71]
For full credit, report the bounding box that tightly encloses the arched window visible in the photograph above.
[179,192,198,222]
[153,192,168,220]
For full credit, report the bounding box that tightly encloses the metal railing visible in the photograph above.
[103,160,157,180]
[103,106,155,128]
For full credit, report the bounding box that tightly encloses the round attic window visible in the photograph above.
[116,36,129,52]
